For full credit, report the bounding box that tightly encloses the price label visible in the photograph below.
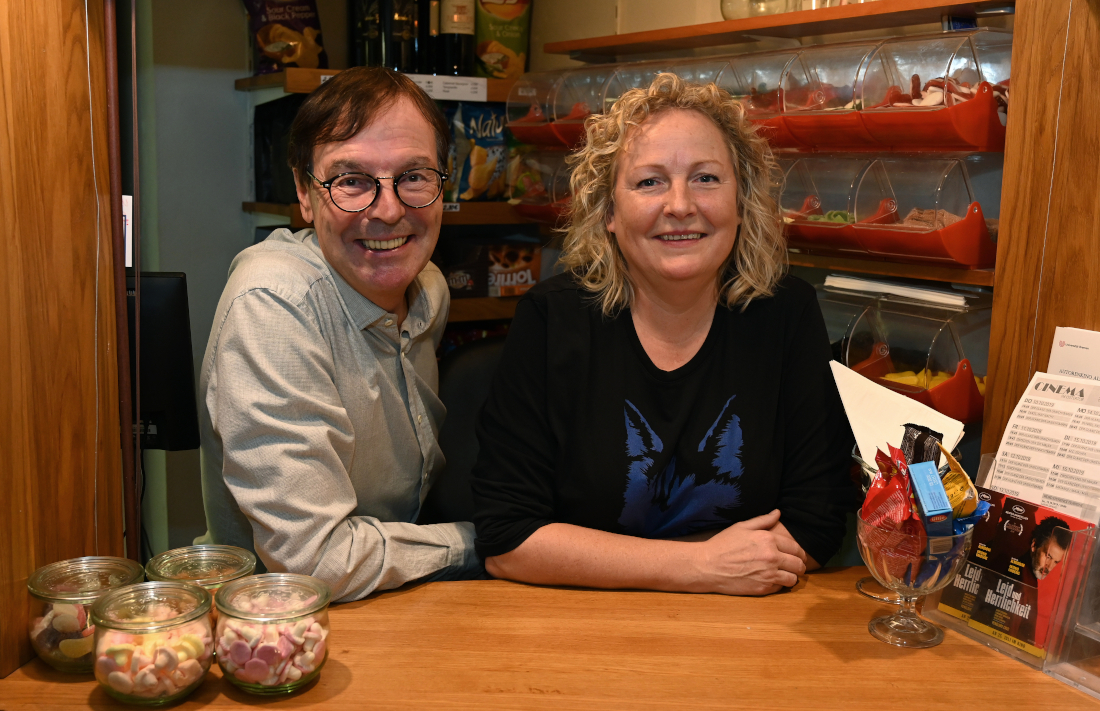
[406,73,487,102]
[442,202,460,212]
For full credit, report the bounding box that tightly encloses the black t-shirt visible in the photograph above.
[471,273,857,565]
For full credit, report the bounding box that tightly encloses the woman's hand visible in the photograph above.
[687,510,807,596]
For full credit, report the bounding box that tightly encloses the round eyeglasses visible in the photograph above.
[307,167,448,212]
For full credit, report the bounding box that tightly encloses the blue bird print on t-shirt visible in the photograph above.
[618,396,744,538]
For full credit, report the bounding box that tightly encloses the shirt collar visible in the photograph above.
[324,249,439,336]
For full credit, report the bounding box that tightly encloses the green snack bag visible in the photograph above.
[474,0,530,80]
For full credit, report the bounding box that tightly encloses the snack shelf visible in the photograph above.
[787,251,995,287]
[242,201,533,228]
[544,0,1016,57]
[448,296,520,322]
[234,69,517,102]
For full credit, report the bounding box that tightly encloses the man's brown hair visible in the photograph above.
[287,67,451,188]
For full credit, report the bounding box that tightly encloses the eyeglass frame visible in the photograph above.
[306,166,450,213]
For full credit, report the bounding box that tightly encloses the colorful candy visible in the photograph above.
[93,615,213,701]
[29,602,96,668]
[214,573,332,693]
[216,614,328,687]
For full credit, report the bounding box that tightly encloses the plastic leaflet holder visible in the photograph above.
[858,29,1011,151]
[506,70,568,147]
[852,154,999,268]
[923,465,1097,675]
[781,40,883,149]
[1045,538,1100,699]
[826,287,991,423]
[782,156,868,254]
[510,150,572,224]
[715,50,804,149]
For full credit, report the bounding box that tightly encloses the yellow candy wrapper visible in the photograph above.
[937,442,978,517]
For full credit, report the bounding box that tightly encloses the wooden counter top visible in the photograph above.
[1,567,1095,709]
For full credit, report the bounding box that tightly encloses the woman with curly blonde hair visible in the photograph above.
[470,73,855,596]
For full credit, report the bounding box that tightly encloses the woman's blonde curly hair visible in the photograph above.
[559,72,786,315]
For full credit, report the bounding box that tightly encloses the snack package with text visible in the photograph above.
[242,0,327,75]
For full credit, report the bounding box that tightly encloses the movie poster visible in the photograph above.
[938,487,1090,657]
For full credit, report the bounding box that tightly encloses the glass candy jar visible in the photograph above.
[91,582,214,705]
[214,573,332,695]
[145,545,255,624]
[27,556,145,673]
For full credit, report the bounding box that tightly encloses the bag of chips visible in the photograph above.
[448,103,508,202]
[242,0,328,76]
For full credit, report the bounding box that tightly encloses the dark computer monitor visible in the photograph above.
[127,272,200,451]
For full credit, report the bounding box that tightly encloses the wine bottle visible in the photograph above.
[417,0,440,74]
[438,0,475,76]
[350,0,383,67]
[390,0,420,73]
[350,0,419,72]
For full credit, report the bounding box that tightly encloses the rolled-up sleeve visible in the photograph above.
[206,288,479,601]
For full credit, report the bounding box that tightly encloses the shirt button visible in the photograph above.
[417,414,423,423]
[384,319,394,326]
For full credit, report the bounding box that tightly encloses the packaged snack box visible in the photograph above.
[488,245,540,296]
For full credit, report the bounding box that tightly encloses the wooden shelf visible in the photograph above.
[787,250,995,286]
[243,201,531,227]
[545,0,1014,57]
[448,296,520,322]
[234,68,516,102]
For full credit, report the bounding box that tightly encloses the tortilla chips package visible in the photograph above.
[242,0,328,76]
[475,0,531,80]
[448,103,508,202]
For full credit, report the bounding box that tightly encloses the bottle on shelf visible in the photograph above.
[418,0,441,74]
[349,0,420,73]
[439,0,475,76]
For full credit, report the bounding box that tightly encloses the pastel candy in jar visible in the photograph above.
[215,573,332,694]
[91,582,214,705]
[27,556,145,673]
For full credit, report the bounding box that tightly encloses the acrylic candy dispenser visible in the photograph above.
[851,154,998,268]
[838,290,992,423]
[549,65,614,148]
[782,155,869,253]
[857,29,1012,151]
[781,40,884,149]
[506,70,568,147]
[509,150,572,224]
[716,49,805,148]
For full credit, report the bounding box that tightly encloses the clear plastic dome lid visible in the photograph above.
[783,41,884,113]
[859,29,1012,111]
[853,156,975,232]
[505,70,566,127]
[716,50,801,117]
[27,556,145,603]
[215,573,331,622]
[782,155,871,224]
[846,298,992,381]
[90,581,212,632]
[145,545,257,590]
[552,66,614,124]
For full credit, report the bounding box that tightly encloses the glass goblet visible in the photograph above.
[856,515,974,648]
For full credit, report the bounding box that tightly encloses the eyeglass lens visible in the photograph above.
[328,170,443,211]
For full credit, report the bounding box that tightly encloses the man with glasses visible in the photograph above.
[196,68,481,601]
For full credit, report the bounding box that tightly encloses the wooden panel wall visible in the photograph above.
[0,0,124,677]
[983,0,1100,453]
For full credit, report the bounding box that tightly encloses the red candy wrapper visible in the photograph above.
[861,447,928,581]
